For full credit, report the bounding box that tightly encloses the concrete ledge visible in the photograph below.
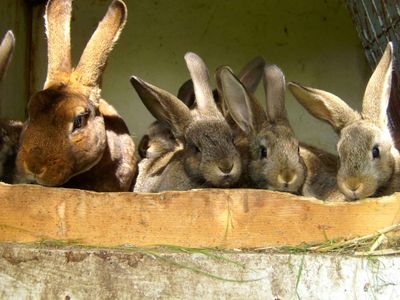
[0,244,399,299]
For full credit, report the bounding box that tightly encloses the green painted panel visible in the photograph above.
[0,0,30,121]
[30,0,369,152]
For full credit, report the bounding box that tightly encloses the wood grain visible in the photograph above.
[0,183,399,248]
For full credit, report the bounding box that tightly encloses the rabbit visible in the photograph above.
[217,64,345,201]
[138,56,265,160]
[137,79,195,159]
[131,52,242,192]
[0,31,23,183]
[288,42,399,201]
[16,0,137,192]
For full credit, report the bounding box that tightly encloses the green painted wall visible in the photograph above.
[0,0,30,121]
[28,0,370,152]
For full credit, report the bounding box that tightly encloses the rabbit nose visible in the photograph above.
[28,146,43,158]
[25,147,47,176]
[24,161,47,177]
[277,172,297,186]
[218,161,234,174]
[344,181,362,193]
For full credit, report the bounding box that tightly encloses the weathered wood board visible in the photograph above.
[0,183,399,248]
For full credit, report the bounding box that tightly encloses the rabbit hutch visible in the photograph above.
[1,0,400,298]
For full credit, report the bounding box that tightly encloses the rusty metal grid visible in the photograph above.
[347,0,400,69]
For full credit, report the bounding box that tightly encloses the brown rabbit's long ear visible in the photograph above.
[362,42,393,128]
[238,56,265,94]
[0,31,15,82]
[44,0,72,88]
[184,52,221,117]
[217,66,265,134]
[288,82,359,133]
[130,76,191,137]
[177,79,195,107]
[75,0,127,88]
[263,65,288,123]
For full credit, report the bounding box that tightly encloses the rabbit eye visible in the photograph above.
[372,146,380,159]
[168,131,175,141]
[193,145,201,153]
[72,112,89,132]
[260,145,267,159]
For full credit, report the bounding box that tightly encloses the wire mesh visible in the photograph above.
[347,0,400,146]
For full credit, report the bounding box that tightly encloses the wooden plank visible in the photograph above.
[0,183,399,248]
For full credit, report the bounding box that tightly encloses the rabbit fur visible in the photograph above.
[288,42,399,200]
[218,64,345,200]
[131,52,242,192]
[16,0,137,191]
[138,56,265,160]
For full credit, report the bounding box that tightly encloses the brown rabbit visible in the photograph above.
[0,31,23,183]
[16,0,137,191]
[138,56,265,160]
[218,65,344,200]
[289,42,399,200]
[131,52,242,192]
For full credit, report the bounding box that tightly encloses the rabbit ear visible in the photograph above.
[130,76,191,137]
[362,42,393,128]
[44,0,72,88]
[177,79,195,107]
[263,65,288,123]
[75,0,127,88]
[288,82,359,133]
[216,66,258,133]
[238,56,265,94]
[184,52,221,117]
[0,31,15,82]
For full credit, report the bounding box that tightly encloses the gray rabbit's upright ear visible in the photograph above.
[184,52,221,118]
[362,42,393,129]
[288,82,359,133]
[238,56,265,94]
[177,79,195,108]
[0,31,15,82]
[44,0,72,88]
[263,65,288,123]
[216,66,262,134]
[130,76,191,137]
[75,0,127,88]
